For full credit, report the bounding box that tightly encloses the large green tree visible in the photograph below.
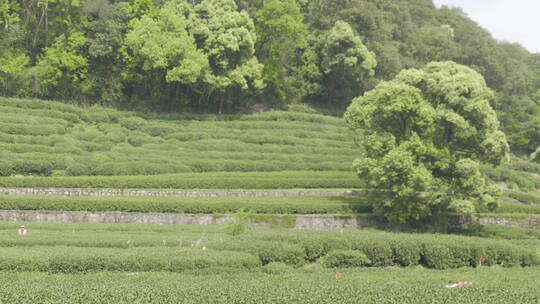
[318,20,376,108]
[255,0,307,102]
[345,61,509,225]
[125,2,207,85]
[31,30,89,99]
[187,0,264,113]
[82,0,130,104]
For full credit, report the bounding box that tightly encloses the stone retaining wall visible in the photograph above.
[1,210,539,230]
[0,187,361,198]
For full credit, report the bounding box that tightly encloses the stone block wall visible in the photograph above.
[1,210,538,230]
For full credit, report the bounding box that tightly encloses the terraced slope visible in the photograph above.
[0,97,357,177]
[0,222,537,303]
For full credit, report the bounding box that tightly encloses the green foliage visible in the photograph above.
[318,21,376,107]
[255,0,308,101]
[0,171,362,188]
[319,250,370,268]
[506,192,540,206]
[0,222,536,272]
[0,0,539,156]
[125,2,207,84]
[482,163,540,192]
[345,61,509,224]
[0,1,19,27]
[187,0,264,112]
[33,31,89,99]
[0,97,359,176]
[390,240,421,266]
[0,246,260,273]
[495,202,540,215]
[0,50,29,96]
[0,194,374,216]
[210,239,306,265]
[459,224,540,240]
[0,267,539,303]
[353,240,393,267]
[224,210,249,236]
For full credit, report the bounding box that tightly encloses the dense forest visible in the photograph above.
[1,0,539,154]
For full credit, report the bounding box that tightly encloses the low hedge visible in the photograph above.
[208,240,306,266]
[0,246,261,273]
[506,192,540,206]
[252,230,539,269]
[0,222,536,270]
[497,201,540,214]
[0,195,372,215]
[319,250,371,268]
[0,171,363,189]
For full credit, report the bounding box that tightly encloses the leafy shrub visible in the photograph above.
[0,195,372,216]
[12,159,53,176]
[447,243,483,268]
[354,240,394,267]
[100,131,127,144]
[0,247,261,273]
[496,202,540,215]
[391,240,421,266]
[211,240,306,266]
[120,116,147,130]
[506,192,540,205]
[0,161,13,176]
[84,106,113,123]
[72,129,102,141]
[420,243,455,269]
[65,163,91,176]
[128,131,161,147]
[483,246,523,267]
[224,211,249,236]
[0,171,363,188]
[319,250,371,268]
[141,123,176,137]
[300,236,352,262]
[463,224,540,240]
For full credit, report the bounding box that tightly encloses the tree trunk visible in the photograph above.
[218,98,223,115]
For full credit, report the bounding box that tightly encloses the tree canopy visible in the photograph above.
[345,61,509,224]
[0,0,539,154]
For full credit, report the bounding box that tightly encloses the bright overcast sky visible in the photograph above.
[432,0,540,53]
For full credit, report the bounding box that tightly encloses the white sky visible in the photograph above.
[432,0,540,53]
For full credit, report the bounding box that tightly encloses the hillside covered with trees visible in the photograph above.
[1,0,539,155]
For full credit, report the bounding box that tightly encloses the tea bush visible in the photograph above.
[319,250,371,268]
[0,98,358,177]
[0,267,539,303]
[0,171,363,188]
[0,246,261,273]
[0,222,536,270]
